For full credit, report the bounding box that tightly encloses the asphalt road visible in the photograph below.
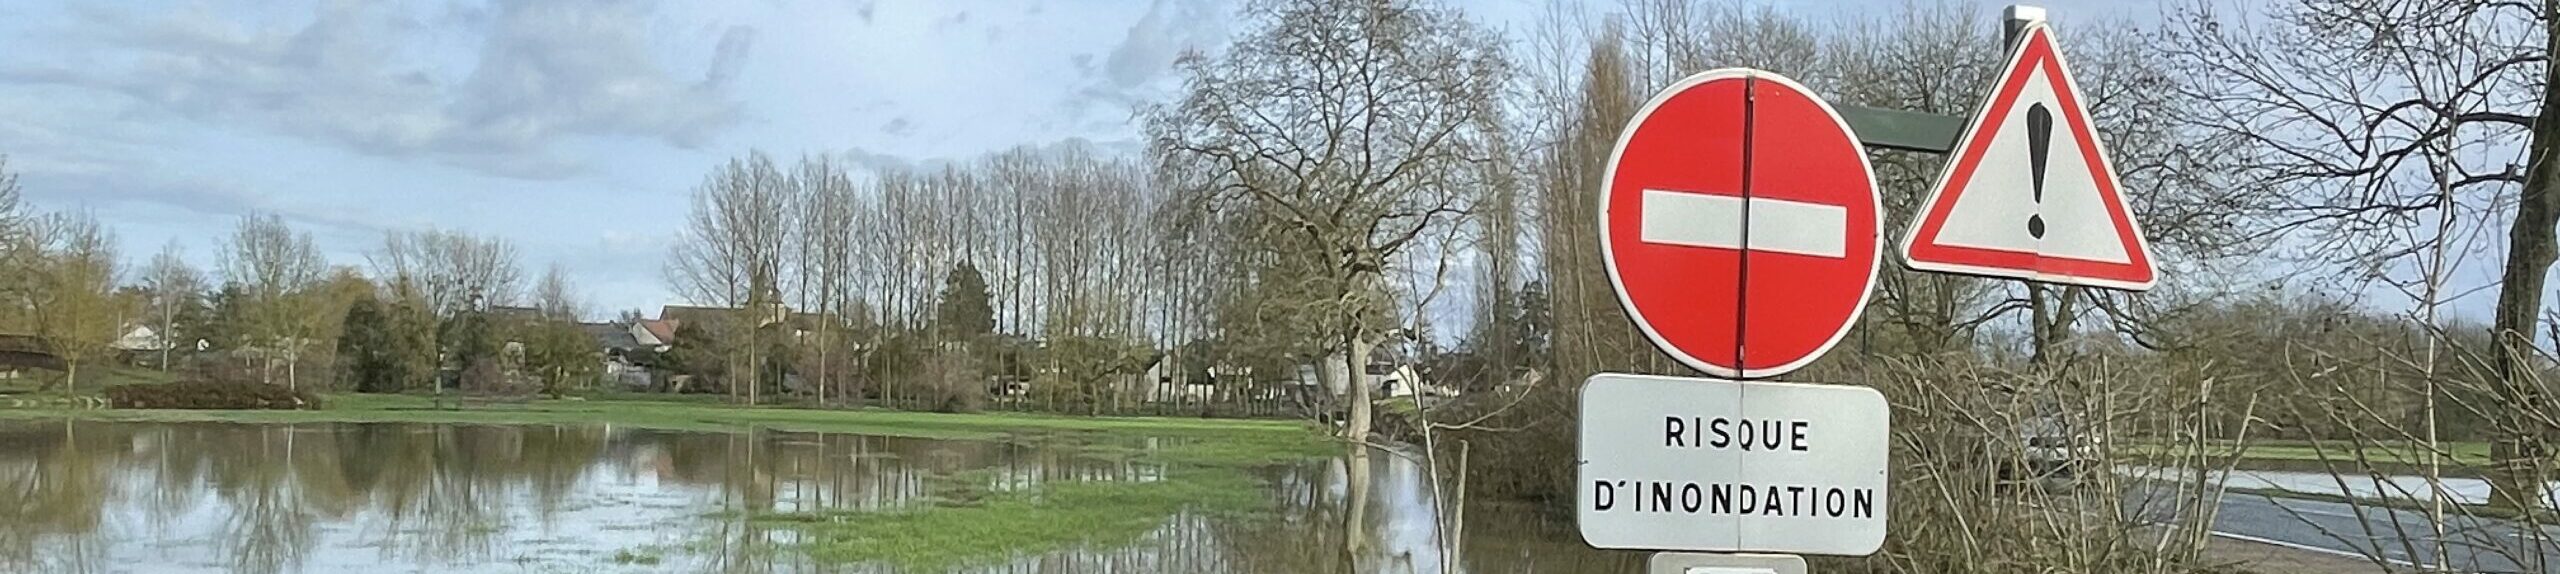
[2130,486,2560,572]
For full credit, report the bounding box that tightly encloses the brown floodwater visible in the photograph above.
[0,420,1642,573]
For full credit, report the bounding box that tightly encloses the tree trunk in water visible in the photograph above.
[1342,442,1372,567]
[2487,6,2560,514]
[1344,332,1374,443]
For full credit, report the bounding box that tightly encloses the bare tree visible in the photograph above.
[140,240,205,371]
[667,151,794,404]
[531,262,582,321]
[795,155,860,404]
[1151,0,1509,442]
[368,228,525,317]
[2163,0,2556,510]
[1010,148,1156,411]
[0,157,37,333]
[1537,18,1681,385]
[29,212,123,392]
[1821,4,2008,356]
[219,213,326,389]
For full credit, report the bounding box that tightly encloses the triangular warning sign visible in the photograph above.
[1900,22,2156,291]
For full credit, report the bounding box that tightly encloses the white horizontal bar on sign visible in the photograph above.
[1639,189,1848,259]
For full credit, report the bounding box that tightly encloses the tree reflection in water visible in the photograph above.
[0,420,1639,573]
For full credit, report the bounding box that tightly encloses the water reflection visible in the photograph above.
[0,421,1637,573]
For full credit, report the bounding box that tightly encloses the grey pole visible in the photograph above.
[2003,5,2047,46]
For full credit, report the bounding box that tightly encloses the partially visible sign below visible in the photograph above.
[1577,373,1890,556]
[1650,552,1809,574]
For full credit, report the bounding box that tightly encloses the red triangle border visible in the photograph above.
[1899,23,2157,291]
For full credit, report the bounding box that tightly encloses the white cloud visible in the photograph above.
[1101,0,1227,91]
[4,0,755,180]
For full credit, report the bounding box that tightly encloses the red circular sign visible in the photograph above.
[1599,69,1880,379]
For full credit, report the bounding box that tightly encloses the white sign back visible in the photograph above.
[1650,552,1809,574]
[1576,373,1890,555]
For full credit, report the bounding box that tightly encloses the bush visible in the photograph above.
[923,350,984,414]
[186,357,270,387]
[105,381,320,410]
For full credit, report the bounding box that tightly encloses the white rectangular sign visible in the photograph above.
[1649,552,1808,574]
[1577,373,1890,555]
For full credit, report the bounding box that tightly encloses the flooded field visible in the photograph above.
[0,420,1640,573]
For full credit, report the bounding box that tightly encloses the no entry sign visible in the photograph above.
[1599,69,1881,379]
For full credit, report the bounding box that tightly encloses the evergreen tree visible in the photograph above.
[934,260,996,340]
[1513,282,1553,374]
[386,295,439,392]
[203,283,251,351]
[337,297,404,393]
[440,310,498,392]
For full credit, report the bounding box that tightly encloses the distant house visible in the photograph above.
[651,304,834,346]
[657,305,738,331]
[113,325,171,353]
[1369,363,1453,399]
[583,322,653,390]
[633,319,676,351]
[1134,356,1216,403]
[584,322,643,356]
[783,312,829,336]
[1287,354,1453,401]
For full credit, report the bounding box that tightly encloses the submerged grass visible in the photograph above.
[609,546,666,566]
[751,468,1267,569]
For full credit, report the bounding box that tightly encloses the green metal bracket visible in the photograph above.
[1837,104,1965,154]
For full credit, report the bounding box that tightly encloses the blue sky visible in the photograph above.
[10,0,2463,326]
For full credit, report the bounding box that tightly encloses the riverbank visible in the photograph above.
[0,393,1345,569]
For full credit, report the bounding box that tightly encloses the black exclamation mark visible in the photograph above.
[2026,103,2052,239]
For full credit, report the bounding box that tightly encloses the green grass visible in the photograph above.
[0,392,1327,452]
[0,365,175,396]
[609,547,665,566]
[751,467,1268,569]
[2130,439,2502,467]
